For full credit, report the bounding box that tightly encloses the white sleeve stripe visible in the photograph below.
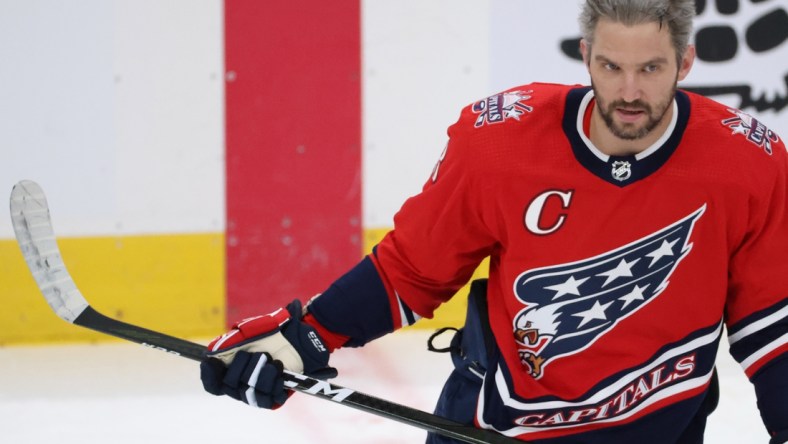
[728,305,788,344]
[396,291,421,328]
[397,294,409,328]
[740,332,788,372]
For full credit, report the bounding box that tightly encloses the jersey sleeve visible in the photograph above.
[724,136,788,439]
[371,111,498,319]
[304,105,499,347]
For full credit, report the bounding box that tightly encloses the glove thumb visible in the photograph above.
[200,357,228,396]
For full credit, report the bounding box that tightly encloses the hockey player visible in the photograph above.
[200,0,788,442]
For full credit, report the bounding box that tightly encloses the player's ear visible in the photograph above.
[677,44,696,82]
[579,39,591,68]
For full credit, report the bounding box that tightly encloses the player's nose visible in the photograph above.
[620,73,642,103]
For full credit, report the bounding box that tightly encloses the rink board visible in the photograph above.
[0,234,225,345]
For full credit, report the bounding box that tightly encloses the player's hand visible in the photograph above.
[200,299,337,409]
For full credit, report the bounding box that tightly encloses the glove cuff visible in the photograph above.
[211,331,305,374]
[207,307,291,352]
[282,300,333,377]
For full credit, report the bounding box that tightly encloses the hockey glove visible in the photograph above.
[200,299,337,409]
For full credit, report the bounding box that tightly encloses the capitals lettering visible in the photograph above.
[487,95,502,123]
[514,354,697,427]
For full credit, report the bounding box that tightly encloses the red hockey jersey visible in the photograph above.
[370,83,788,441]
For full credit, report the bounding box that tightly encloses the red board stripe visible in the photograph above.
[225,0,362,322]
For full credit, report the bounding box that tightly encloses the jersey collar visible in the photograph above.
[562,87,691,187]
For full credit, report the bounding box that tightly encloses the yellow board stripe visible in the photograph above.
[0,233,225,345]
[364,228,489,330]
[1,228,484,345]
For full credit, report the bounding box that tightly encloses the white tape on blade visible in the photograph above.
[10,181,89,323]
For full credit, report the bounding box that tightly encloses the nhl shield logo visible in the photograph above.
[611,161,632,181]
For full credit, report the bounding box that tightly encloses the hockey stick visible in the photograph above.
[9,180,524,444]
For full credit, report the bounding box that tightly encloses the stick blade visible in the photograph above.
[10,180,88,322]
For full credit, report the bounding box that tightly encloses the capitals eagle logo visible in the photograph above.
[512,206,706,379]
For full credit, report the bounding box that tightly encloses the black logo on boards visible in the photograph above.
[561,0,788,112]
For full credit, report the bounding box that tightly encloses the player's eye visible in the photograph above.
[643,64,659,73]
[603,62,619,71]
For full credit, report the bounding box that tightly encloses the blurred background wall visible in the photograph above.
[1,0,785,344]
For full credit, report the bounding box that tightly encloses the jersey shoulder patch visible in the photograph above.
[464,83,574,129]
[719,107,783,156]
[686,91,785,158]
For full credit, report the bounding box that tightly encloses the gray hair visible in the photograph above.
[579,0,696,64]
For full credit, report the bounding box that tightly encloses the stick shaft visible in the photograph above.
[10,180,525,444]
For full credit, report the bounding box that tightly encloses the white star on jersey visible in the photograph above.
[646,239,678,267]
[573,300,614,328]
[597,258,640,287]
[545,275,589,300]
[619,284,650,309]
[730,123,749,135]
[504,108,524,120]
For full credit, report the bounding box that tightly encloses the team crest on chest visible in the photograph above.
[472,90,534,127]
[611,161,632,182]
[721,108,781,155]
[511,206,706,379]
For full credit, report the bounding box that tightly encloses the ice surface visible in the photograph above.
[0,330,768,443]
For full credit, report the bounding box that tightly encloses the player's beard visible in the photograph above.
[592,81,677,141]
